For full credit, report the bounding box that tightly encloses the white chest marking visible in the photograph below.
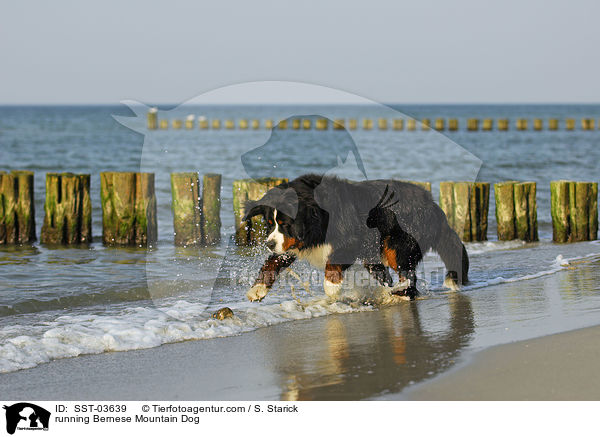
[266,209,285,252]
[293,244,333,269]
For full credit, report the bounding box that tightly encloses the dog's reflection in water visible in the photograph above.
[277,293,474,400]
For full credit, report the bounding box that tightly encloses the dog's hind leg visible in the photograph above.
[383,237,422,300]
[364,263,394,287]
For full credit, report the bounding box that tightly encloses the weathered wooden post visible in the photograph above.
[251,119,260,129]
[548,119,559,130]
[291,119,300,130]
[516,119,528,130]
[232,177,288,245]
[581,118,595,130]
[363,119,373,130]
[101,172,157,247]
[147,108,158,130]
[533,119,543,131]
[159,119,169,130]
[212,119,221,129]
[202,173,221,245]
[482,119,493,131]
[404,181,431,191]
[265,119,274,130]
[448,119,458,131]
[333,119,345,130]
[302,119,312,130]
[467,119,479,131]
[565,119,575,131]
[392,119,404,130]
[497,119,509,131]
[406,119,416,131]
[278,119,288,130]
[41,173,92,245]
[551,181,598,242]
[494,181,538,241]
[225,120,235,130]
[421,119,431,130]
[348,119,358,130]
[238,119,249,130]
[0,170,36,244]
[185,115,195,129]
[434,118,445,131]
[439,181,489,242]
[172,119,182,129]
[316,118,328,130]
[170,172,202,247]
[378,118,388,130]
[198,117,209,129]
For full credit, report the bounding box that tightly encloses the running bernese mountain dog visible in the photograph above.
[243,174,469,302]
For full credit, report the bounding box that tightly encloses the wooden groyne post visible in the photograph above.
[202,173,221,245]
[147,108,158,130]
[100,172,157,247]
[41,173,92,245]
[440,182,490,242]
[232,177,288,245]
[170,172,202,247]
[0,170,36,244]
[494,181,538,241]
[551,181,598,242]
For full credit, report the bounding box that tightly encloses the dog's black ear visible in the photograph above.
[243,201,266,221]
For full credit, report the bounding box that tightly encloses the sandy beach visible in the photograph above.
[402,325,600,400]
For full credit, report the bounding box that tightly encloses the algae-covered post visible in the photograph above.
[170,172,202,247]
[202,173,222,246]
[439,181,489,242]
[551,180,598,242]
[147,108,158,130]
[0,170,36,244]
[494,181,538,241]
[41,173,92,245]
[232,177,288,245]
[101,172,157,247]
[467,119,479,131]
[497,119,509,131]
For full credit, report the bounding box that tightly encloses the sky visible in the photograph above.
[1,0,600,104]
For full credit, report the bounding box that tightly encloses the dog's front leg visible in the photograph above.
[247,253,296,302]
[324,261,352,299]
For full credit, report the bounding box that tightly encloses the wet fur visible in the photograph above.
[244,174,469,301]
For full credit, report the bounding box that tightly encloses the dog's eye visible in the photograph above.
[277,220,283,225]
[268,219,273,225]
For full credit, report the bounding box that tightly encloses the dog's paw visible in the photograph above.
[443,275,460,291]
[323,280,342,299]
[247,283,269,302]
[391,278,411,293]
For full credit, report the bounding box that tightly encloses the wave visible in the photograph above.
[1,249,599,374]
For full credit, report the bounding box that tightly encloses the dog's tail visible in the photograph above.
[434,220,469,290]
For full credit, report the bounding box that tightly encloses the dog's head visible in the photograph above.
[244,186,326,253]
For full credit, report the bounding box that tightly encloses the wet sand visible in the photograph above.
[2,256,600,401]
[403,325,600,401]
[0,295,476,400]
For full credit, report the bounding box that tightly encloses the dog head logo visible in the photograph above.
[3,403,50,435]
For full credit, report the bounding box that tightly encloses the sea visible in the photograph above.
[1,103,600,374]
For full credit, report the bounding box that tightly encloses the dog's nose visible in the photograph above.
[266,240,276,251]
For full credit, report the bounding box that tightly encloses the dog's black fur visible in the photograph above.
[244,174,469,301]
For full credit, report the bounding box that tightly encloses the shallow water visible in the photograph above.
[1,104,599,374]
